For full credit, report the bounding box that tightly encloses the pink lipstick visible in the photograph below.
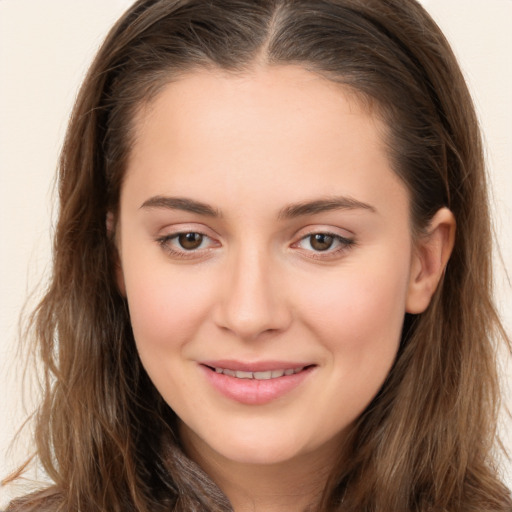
[200,360,315,405]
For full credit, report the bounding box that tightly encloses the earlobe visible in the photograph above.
[106,211,126,297]
[406,207,456,314]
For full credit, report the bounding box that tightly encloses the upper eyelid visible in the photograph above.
[292,226,355,245]
[294,232,354,247]
[294,223,355,237]
[155,223,219,238]
[158,231,218,245]
[299,229,352,239]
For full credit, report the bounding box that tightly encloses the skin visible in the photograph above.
[114,65,454,511]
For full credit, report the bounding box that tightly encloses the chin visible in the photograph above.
[196,426,324,467]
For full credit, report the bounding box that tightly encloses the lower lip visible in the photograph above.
[200,365,314,405]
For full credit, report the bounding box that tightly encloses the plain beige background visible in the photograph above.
[1,0,511,506]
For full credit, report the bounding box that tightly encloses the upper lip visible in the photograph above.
[200,360,314,372]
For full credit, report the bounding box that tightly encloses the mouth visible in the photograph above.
[204,365,310,380]
[200,362,315,404]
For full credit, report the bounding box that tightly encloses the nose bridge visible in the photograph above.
[216,241,290,339]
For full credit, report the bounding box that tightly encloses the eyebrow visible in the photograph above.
[140,196,221,217]
[277,196,376,219]
[140,195,376,218]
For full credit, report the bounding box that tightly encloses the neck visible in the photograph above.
[181,428,341,512]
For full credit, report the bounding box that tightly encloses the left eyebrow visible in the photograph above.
[278,196,377,219]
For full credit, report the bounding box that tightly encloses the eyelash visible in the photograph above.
[293,232,356,260]
[156,232,217,259]
[156,231,356,260]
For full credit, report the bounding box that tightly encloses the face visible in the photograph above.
[115,66,423,468]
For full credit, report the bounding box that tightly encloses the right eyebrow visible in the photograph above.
[140,196,221,217]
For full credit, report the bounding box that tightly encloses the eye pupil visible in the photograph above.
[310,233,334,251]
[178,232,203,250]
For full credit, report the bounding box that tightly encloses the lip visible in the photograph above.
[199,360,316,405]
[201,359,311,372]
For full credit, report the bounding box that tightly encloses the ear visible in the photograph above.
[106,211,126,296]
[406,207,456,314]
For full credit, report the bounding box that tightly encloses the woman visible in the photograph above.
[5,0,511,510]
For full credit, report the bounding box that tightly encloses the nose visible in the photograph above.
[213,245,292,340]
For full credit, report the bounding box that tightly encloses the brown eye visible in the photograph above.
[309,233,334,251]
[178,232,204,250]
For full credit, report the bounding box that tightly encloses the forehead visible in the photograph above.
[129,65,381,159]
[122,65,407,220]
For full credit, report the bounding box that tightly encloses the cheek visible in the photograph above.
[121,255,214,355]
[296,257,409,368]
[291,262,409,431]
[122,260,220,410]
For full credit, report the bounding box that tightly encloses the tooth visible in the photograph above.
[214,366,306,379]
[254,371,272,380]
[235,370,254,379]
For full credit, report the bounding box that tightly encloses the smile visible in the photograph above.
[201,363,315,405]
[211,366,305,380]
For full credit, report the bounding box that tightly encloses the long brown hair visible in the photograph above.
[6,0,511,510]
